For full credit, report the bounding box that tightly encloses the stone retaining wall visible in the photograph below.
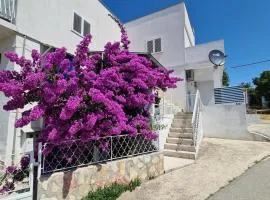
[38,152,164,200]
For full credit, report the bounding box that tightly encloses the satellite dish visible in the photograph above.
[209,50,226,66]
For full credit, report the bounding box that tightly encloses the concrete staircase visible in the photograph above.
[164,112,196,160]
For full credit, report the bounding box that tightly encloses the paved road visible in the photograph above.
[208,157,270,200]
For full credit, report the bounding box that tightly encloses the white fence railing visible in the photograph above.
[39,134,159,174]
[0,0,16,22]
[191,90,203,157]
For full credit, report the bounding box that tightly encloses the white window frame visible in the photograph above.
[72,12,91,37]
[146,37,162,54]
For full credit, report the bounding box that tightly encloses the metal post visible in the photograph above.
[110,136,113,161]
[29,151,34,196]
[37,142,42,178]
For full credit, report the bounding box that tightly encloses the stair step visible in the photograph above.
[164,143,196,152]
[175,112,192,116]
[173,119,192,124]
[174,115,193,120]
[168,132,193,138]
[164,150,195,159]
[171,122,192,128]
[170,127,193,133]
[166,138,193,145]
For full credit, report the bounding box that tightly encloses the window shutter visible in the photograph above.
[73,13,82,34]
[83,20,91,36]
[155,38,162,52]
[147,40,153,53]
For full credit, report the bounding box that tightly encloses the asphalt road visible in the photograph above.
[208,157,270,200]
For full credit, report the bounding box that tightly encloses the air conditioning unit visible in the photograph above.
[186,70,194,81]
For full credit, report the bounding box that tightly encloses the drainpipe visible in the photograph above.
[11,35,26,165]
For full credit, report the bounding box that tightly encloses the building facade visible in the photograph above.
[125,3,225,112]
[0,0,121,163]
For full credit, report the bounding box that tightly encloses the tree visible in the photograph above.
[0,17,181,145]
[239,82,251,89]
[222,70,230,87]
[239,82,260,107]
[253,71,270,107]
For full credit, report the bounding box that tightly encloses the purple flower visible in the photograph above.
[0,17,181,148]
[20,155,30,169]
[6,166,17,174]
[60,95,82,120]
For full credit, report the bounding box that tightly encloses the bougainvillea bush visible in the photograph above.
[0,17,180,146]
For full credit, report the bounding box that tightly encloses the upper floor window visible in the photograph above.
[147,38,162,54]
[73,12,91,36]
[73,13,82,34]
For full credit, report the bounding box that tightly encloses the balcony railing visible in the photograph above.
[0,0,16,23]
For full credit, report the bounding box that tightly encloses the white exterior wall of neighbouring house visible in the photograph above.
[15,0,121,53]
[125,3,194,67]
[125,2,224,112]
[0,0,121,163]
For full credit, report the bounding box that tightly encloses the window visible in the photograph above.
[155,38,162,52]
[147,40,153,53]
[73,12,91,36]
[73,13,82,34]
[83,20,91,36]
[147,38,162,53]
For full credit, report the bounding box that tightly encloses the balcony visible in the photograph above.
[0,0,16,23]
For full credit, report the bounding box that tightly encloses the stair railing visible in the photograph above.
[191,90,203,158]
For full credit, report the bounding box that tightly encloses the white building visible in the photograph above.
[125,3,225,112]
[0,0,121,163]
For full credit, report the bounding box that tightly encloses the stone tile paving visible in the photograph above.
[118,138,270,200]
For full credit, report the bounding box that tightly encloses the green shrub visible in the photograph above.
[82,178,141,200]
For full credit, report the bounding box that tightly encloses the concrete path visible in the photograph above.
[208,157,270,200]
[164,156,194,173]
[248,120,270,139]
[118,138,270,200]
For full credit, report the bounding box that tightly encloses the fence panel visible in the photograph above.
[214,86,245,104]
[40,134,159,174]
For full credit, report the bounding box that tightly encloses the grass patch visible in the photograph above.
[82,178,141,200]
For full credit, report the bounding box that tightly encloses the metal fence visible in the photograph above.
[0,152,33,199]
[214,86,245,104]
[39,134,159,174]
[0,0,16,22]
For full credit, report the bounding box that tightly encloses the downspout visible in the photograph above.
[11,35,26,164]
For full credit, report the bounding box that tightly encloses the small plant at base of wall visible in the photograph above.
[82,178,141,200]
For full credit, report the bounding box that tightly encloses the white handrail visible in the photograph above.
[191,90,203,158]
[191,90,200,124]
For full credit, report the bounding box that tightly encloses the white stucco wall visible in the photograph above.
[184,4,195,47]
[167,67,186,111]
[157,114,174,150]
[125,3,188,67]
[202,104,256,140]
[0,35,16,159]
[185,40,224,65]
[15,0,121,53]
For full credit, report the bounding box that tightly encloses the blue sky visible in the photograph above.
[102,0,270,86]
